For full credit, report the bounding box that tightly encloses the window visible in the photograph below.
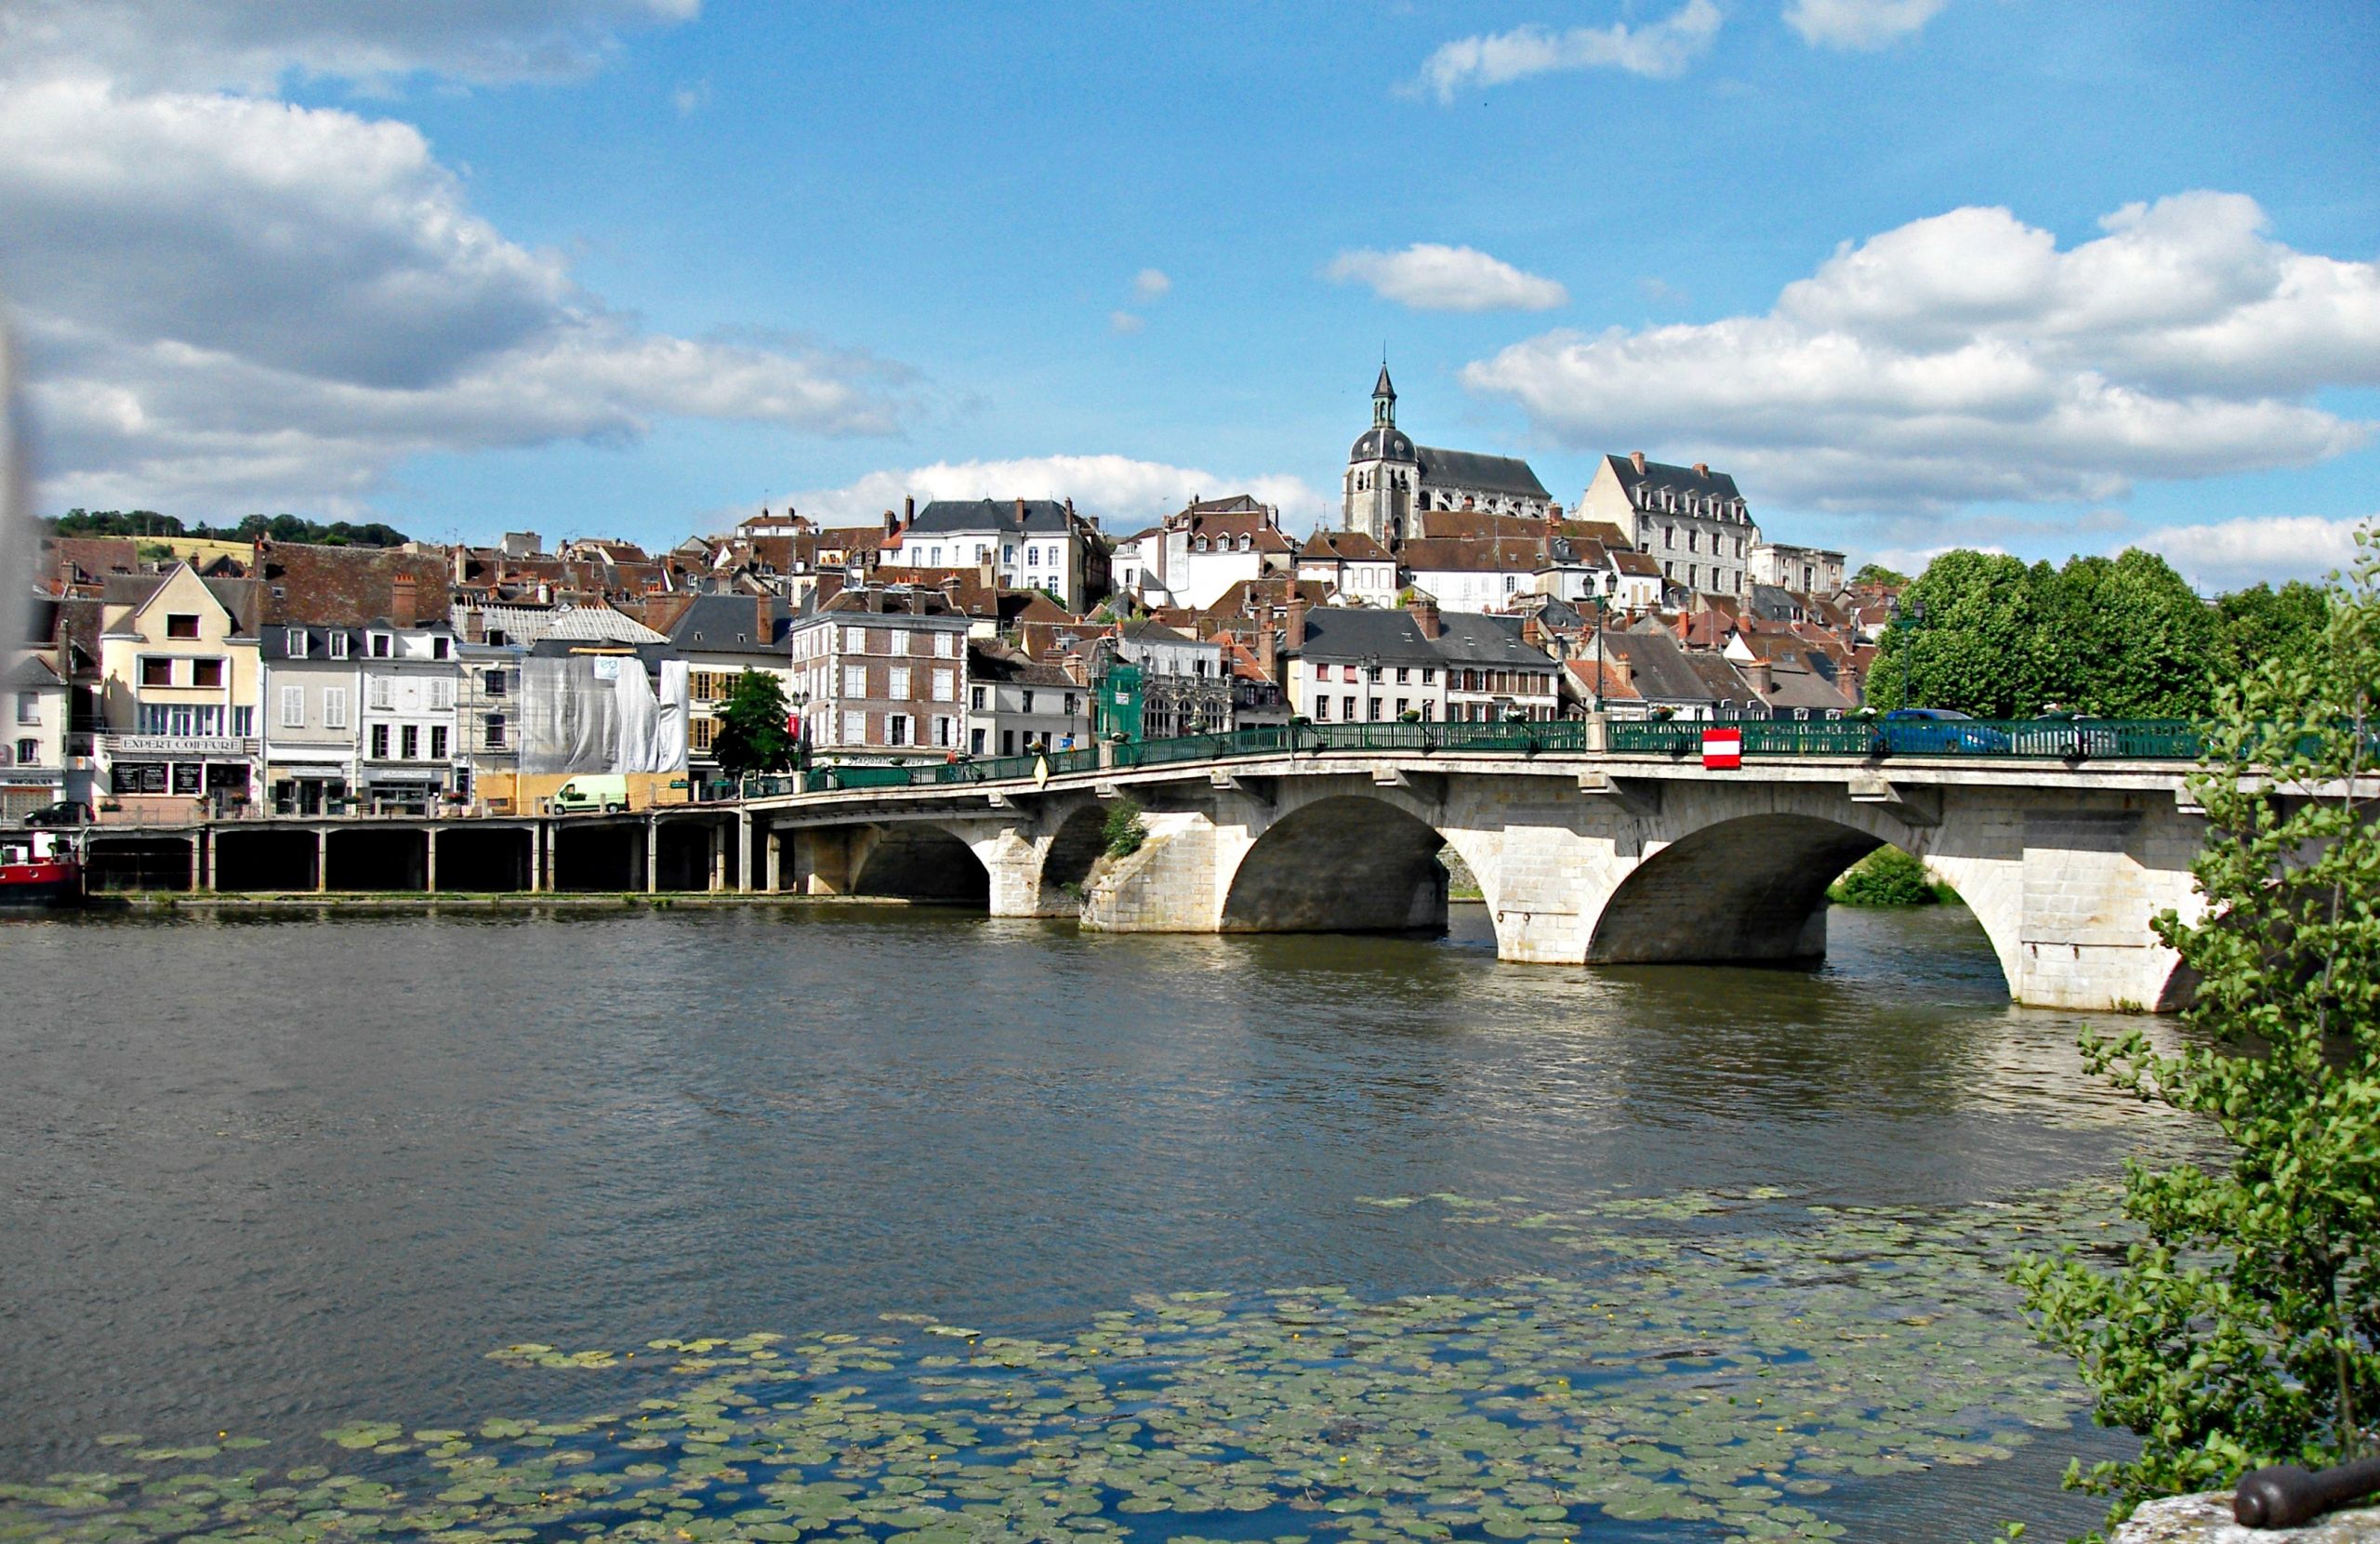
[1064,693,1078,716]
[842,709,866,744]
[1001,545,1014,564]
[1192,537,1207,553]
[370,633,392,658]
[935,631,958,658]
[842,626,864,653]
[13,739,32,765]
[932,669,955,702]
[1421,667,1436,685]
[1395,667,1410,684]
[430,725,448,760]
[887,714,911,746]
[971,727,985,755]
[1315,696,1330,720]
[1368,697,1382,721]
[484,667,508,696]
[933,716,954,748]
[1688,530,1699,552]
[1365,665,1382,682]
[139,703,168,732]
[1342,665,1358,681]
[1021,689,1036,713]
[429,679,455,712]
[368,677,394,710]
[1395,698,1408,717]
[1663,527,1676,549]
[1342,695,1356,720]
[888,666,911,698]
[370,724,390,759]
[400,724,419,759]
[970,685,986,711]
[690,717,718,752]
[165,614,200,639]
[141,658,173,687]
[286,628,309,657]
[14,692,35,725]
[843,665,868,698]
[192,658,223,688]
[484,713,507,749]
[928,547,942,566]
[328,632,349,660]
[279,686,305,729]
[432,637,451,660]
[324,688,348,729]
[1027,545,1042,566]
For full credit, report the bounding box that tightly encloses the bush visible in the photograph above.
[1830,845,1939,906]
[1103,798,1147,859]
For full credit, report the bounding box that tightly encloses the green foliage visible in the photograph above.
[1830,845,1940,907]
[2214,581,2331,684]
[1850,561,1910,587]
[1866,548,2215,719]
[2014,525,2380,1531]
[708,670,795,778]
[1103,798,1147,858]
[49,508,409,547]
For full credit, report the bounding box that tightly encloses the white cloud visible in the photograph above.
[1461,191,2379,512]
[0,74,913,518]
[1326,244,1568,312]
[1108,310,1145,335]
[795,455,1332,534]
[672,78,710,116]
[1415,1,1722,100]
[1783,0,1948,51]
[0,0,699,94]
[2131,514,2373,590]
[1132,268,1171,301]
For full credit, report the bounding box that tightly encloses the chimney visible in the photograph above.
[1256,613,1278,683]
[1609,647,1633,689]
[1014,495,1028,526]
[1407,594,1441,640]
[463,608,486,644]
[904,496,915,525]
[884,509,900,536]
[1746,658,1774,696]
[755,592,773,642]
[1693,462,1709,477]
[643,591,694,636]
[390,573,417,629]
[1286,597,1310,650]
[1630,451,1646,474]
[978,556,996,591]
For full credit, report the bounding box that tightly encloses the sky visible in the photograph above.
[0,0,2373,589]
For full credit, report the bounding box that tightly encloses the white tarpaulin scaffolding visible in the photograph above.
[518,653,690,775]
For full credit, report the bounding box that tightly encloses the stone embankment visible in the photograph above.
[2112,1492,2380,1541]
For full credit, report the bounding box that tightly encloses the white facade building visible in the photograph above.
[1578,452,1760,601]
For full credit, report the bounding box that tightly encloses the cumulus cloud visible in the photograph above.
[1326,244,1568,312]
[1415,1,1722,100]
[1108,310,1146,335]
[2131,514,2373,590]
[795,455,1332,534]
[1783,0,1949,50]
[1132,268,1171,301]
[0,0,698,94]
[1461,191,2379,512]
[0,15,916,519]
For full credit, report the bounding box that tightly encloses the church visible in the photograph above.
[1341,365,1554,546]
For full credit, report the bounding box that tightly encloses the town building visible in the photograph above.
[1748,540,1847,597]
[880,497,1110,613]
[3,653,71,818]
[966,640,1089,758]
[655,593,795,775]
[1283,599,1562,725]
[1342,366,1554,546]
[1577,452,1758,601]
[1292,530,1397,608]
[1108,619,1233,738]
[787,587,972,758]
[96,563,263,815]
[1117,495,1297,611]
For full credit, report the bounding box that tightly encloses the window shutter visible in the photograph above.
[279,685,304,728]
[324,687,347,729]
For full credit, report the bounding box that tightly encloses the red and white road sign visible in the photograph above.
[1701,726,1742,770]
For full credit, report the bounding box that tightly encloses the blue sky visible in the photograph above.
[2,1,2373,587]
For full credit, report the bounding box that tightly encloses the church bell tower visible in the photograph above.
[1342,363,1418,547]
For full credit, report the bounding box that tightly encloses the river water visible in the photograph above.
[0,903,2186,1542]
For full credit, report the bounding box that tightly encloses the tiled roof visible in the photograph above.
[255,542,452,627]
[1416,446,1550,500]
[1297,530,1393,562]
[906,499,1078,536]
[1296,606,1559,670]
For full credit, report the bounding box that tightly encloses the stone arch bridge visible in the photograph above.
[743,737,2211,1012]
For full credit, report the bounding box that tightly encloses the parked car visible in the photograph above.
[2025,710,2119,758]
[1878,707,2010,755]
[20,799,92,828]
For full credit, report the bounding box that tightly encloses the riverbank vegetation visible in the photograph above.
[2015,524,2380,1533]
[1829,846,1957,907]
[1865,548,2331,719]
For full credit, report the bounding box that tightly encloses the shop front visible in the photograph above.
[100,734,258,816]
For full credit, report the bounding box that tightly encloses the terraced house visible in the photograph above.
[96,562,263,815]
[787,587,972,759]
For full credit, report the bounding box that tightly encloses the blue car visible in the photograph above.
[1877,707,2010,755]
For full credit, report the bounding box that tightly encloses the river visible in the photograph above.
[0,902,2185,1542]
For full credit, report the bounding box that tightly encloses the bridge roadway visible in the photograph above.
[738,735,2208,1012]
[80,729,2212,1012]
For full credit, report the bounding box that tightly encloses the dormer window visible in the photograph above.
[165,613,200,640]
[432,636,452,660]
[329,632,349,660]
[369,633,392,658]
[286,628,309,658]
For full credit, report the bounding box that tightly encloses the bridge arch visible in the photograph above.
[849,821,992,906]
[1037,801,1112,901]
[1221,791,1481,935]
[1585,811,2021,990]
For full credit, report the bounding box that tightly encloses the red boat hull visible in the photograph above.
[0,859,84,907]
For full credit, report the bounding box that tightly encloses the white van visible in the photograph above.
[553,774,629,814]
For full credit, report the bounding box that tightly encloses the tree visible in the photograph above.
[2014,526,2380,1533]
[709,670,796,778]
[2215,581,2330,685]
[1850,561,1910,588]
[1864,550,2059,717]
[2050,549,2217,719]
[1829,845,1939,906]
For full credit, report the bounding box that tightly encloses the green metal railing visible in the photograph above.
[736,715,2210,798]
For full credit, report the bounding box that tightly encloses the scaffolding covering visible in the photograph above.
[517,654,690,775]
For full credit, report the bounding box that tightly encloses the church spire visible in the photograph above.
[1372,362,1396,426]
